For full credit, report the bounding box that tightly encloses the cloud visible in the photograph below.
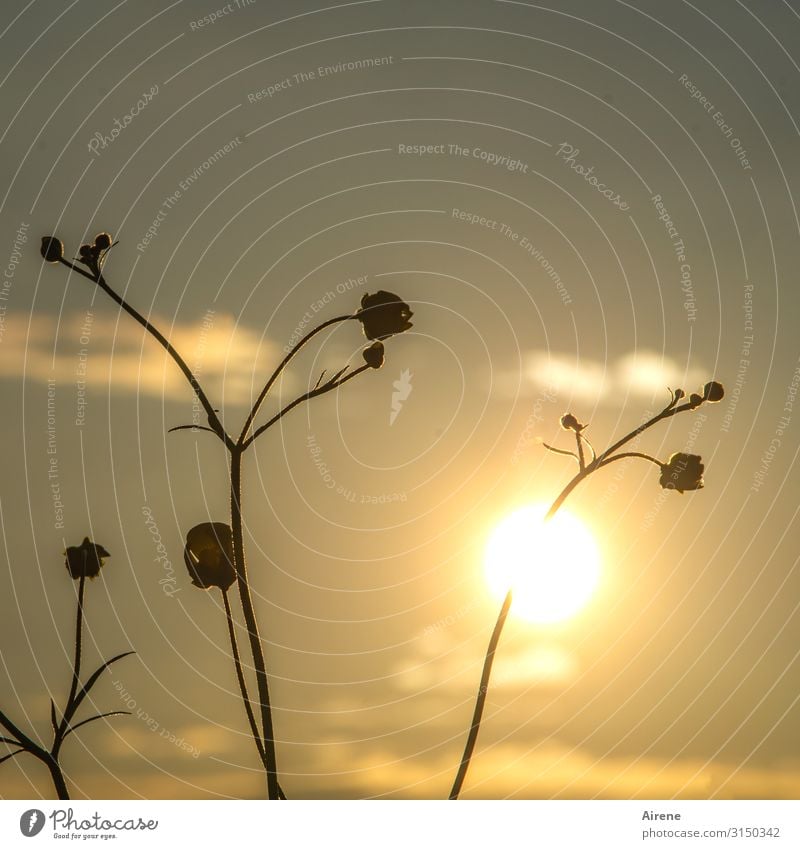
[496,349,708,406]
[0,310,290,405]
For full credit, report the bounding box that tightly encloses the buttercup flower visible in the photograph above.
[659,452,704,493]
[183,522,236,590]
[356,291,413,341]
[362,341,385,369]
[703,381,725,403]
[41,237,64,263]
[64,538,110,580]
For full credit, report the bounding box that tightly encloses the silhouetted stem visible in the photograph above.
[59,259,232,450]
[222,589,266,764]
[45,755,70,800]
[449,590,512,800]
[238,314,355,446]
[450,394,700,798]
[229,447,280,800]
[598,452,662,470]
[244,365,370,449]
[58,574,85,744]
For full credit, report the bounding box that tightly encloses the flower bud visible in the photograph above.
[560,413,583,431]
[703,380,724,403]
[41,237,64,263]
[362,341,385,369]
[183,522,236,591]
[64,537,110,580]
[673,388,684,400]
[689,393,703,407]
[94,232,112,250]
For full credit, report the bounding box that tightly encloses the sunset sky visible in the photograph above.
[1,0,799,800]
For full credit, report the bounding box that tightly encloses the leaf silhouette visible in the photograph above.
[64,651,135,726]
[63,711,131,741]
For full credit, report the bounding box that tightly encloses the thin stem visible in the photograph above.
[229,447,280,800]
[448,590,512,800]
[238,314,355,446]
[0,711,45,759]
[244,366,369,449]
[575,431,586,471]
[598,452,663,470]
[450,395,702,798]
[58,259,232,451]
[541,442,579,463]
[45,755,70,800]
[58,574,85,744]
[222,589,266,764]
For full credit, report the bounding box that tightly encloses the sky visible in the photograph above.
[1,0,799,800]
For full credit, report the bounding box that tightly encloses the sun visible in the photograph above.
[484,504,601,624]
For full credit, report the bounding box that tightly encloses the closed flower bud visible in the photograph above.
[689,393,703,407]
[362,341,385,369]
[94,232,112,250]
[41,237,64,263]
[183,522,236,591]
[703,380,725,403]
[673,388,684,400]
[64,537,110,580]
[356,291,413,341]
[659,452,704,493]
[560,413,583,431]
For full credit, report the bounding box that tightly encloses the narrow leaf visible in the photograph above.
[0,748,25,765]
[65,651,135,724]
[63,711,131,740]
[50,700,59,735]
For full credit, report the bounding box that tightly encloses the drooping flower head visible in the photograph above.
[702,381,725,403]
[356,291,413,341]
[64,538,110,580]
[559,413,585,432]
[183,522,236,591]
[659,453,704,493]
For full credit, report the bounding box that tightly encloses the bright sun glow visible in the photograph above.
[485,504,601,624]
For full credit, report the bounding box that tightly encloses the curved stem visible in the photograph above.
[449,590,512,800]
[222,589,266,764]
[598,451,663,470]
[57,574,85,746]
[244,365,369,449]
[238,314,354,446]
[575,431,586,471]
[229,447,280,799]
[59,260,232,451]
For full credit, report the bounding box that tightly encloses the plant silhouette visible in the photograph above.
[0,538,134,799]
[40,233,413,799]
[450,382,725,799]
